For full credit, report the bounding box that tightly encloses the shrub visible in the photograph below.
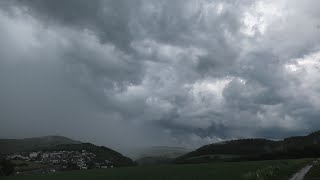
[0,159,15,176]
[242,165,281,180]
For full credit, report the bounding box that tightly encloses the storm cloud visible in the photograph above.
[1,0,320,153]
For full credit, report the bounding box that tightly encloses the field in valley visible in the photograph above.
[304,160,320,180]
[2,159,313,180]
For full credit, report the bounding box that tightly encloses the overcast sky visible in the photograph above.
[1,0,320,153]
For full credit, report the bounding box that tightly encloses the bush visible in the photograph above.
[242,165,281,180]
[0,159,15,176]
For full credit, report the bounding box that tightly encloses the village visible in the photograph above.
[4,150,114,174]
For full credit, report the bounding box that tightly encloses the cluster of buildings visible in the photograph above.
[5,150,114,171]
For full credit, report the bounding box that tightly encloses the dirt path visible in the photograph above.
[289,165,313,180]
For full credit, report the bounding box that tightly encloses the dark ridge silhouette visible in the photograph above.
[174,130,320,164]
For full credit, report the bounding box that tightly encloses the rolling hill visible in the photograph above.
[0,136,135,167]
[0,136,81,153]
[175,130,320,164]
[42,143,134,166]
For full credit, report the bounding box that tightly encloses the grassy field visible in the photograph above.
[304,160,320,180]
[11,160,49,171]
[3,159,313,180]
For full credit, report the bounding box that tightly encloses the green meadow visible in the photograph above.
[304,160,320,180]
[3,159,313,180]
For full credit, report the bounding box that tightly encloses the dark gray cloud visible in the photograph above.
[1,0,135,49]
[1,0,320,153]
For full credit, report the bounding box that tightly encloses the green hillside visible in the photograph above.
[42,143,134,167]
[175,131,320,164]
[0,136,81,153]
[0,136,135,167]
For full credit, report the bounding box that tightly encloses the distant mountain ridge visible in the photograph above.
[175,130,320,164]
[128,146,192,165]
[129,146,192,160]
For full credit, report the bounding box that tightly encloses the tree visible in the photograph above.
[0,159,14,176]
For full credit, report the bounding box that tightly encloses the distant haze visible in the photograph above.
[1,0,320,154]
